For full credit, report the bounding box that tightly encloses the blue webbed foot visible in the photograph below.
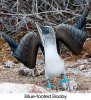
[60,74,70,85]
[47,79,55,89]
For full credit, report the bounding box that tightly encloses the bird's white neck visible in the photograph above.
[44,44,58,54]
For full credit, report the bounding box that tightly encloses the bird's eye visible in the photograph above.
[42,27,49,35]
[46,27,49,32]
[46,27,48,30]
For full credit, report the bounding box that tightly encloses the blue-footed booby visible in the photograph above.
[2,6,89,88]
[36,23,70,88]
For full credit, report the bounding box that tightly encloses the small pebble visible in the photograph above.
[61,80,77,91]
[4,60,15,68]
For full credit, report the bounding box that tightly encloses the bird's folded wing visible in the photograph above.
[13,32,41,69]
[55,24,88,55]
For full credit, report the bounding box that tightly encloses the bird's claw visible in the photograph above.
[60,74,71,90]
[60,75,77,91]
[47,79,55,89]
[48,84,55,89]
[60,78,70,84]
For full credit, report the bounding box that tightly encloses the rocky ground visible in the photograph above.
[0,38,91,93]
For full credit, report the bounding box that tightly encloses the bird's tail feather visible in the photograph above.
[74,6,89,30]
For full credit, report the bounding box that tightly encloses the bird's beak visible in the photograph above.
[35,22,44,45]
[35,22,42,35]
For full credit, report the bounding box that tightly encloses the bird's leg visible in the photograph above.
[46,72,55,89]
[47,79,55,89]
[60,74,71,90]
[45,69,55,89]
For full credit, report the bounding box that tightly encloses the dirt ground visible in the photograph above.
[0,38,91,93]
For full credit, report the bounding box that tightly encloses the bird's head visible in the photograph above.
[41,26,50,35]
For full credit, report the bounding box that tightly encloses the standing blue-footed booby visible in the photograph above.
[2,6,89,88]
[36,23,69,88]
